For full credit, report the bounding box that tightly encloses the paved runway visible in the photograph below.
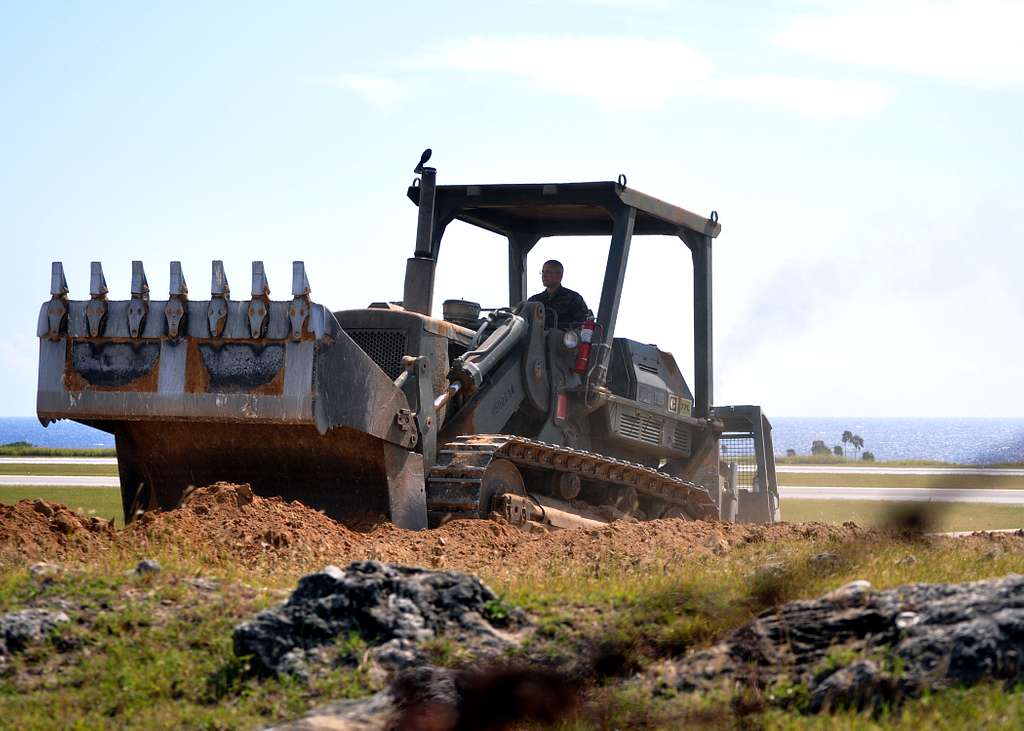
[7,458,1020,477]
[779,486,1024,504]
[0,475,119,487]
[0,457,117,465]
[778,465,1024,476]
[4,473,1024,505]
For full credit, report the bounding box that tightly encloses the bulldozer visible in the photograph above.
[36,151,781,530]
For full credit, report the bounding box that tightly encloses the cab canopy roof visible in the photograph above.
[408,181,721,240]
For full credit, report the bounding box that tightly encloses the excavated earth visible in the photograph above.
[0,482,877,573]
[5,483,1024,728]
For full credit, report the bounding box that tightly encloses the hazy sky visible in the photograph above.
[2,1,1022,417]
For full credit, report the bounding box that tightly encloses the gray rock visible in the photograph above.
[752,563,787,582]
[265,688,398,730]
[808,552,841,572]
[234,561,523,676]
[28,562,61,580]
[0,609,70,655]
[671,574,1024,710]
[187,577,220,592]
[127,558,161,576]
[809,659,894,713]
[370,638,423,671]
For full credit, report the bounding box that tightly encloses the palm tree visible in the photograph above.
[852,434,864,459]
[841,430,853,459]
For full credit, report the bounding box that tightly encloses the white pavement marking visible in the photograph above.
[936,528,1024,537]
[0,457,117,465]
[780,486,1024,504]
[778,465,1024,476]
[0,476,119,487]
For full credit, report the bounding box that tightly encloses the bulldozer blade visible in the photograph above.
[36,261,425,528]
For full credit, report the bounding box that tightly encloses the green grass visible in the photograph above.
[782,498,1024,532]
[0,463,119,477]
[514,538,1024,730]
[779,471,1024,489]
[0,444,116,457]
[0,486,124,526]
[4,521,1024,728]
[0,562,377,730]
[553,681,1024,730]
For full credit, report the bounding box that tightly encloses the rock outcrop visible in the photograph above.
[663,574,1024,711]
[0,608,69,657]
[234,561,524,676]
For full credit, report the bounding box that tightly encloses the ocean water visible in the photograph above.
[4,416,1024,465]
[1,418,115,449]
[768,417,1024,465]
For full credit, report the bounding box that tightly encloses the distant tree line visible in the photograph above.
[803,431,874,461]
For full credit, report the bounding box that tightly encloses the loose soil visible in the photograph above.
[2,483,1020,576]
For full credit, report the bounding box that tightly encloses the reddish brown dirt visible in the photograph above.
[0,498,116,561]
[3,483,1020,576]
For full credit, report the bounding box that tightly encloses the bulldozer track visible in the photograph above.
[427,434,718,523]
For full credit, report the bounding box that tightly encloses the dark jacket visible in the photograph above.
[528,286,591,329]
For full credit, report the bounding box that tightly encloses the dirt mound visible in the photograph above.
[0,499,115,561]
[942,529,1024,554]
[123,483,365,568]
[1,483,867,573]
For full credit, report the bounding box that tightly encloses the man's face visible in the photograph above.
[541,264,562,289]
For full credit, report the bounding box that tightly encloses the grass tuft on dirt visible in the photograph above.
[2,485,1024,729]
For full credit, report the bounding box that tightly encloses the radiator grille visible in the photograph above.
[618,412,663,446]
[345,329,407,381]
[671,423,691,454]
[720,434,758,490]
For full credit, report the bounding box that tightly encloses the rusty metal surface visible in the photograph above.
[383,443,427,530]
[36,262,413,450]
[36,261,424,526]
[66,341,161,392]
[107,420,394,522]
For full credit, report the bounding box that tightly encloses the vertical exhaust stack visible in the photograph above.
[403,149,438,316]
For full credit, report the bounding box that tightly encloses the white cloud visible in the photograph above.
[572,0,671,8]
[715,76,888,117]
[775,0,1024,88]
[410,35,885,115]
[328,73,411,106]
[410,35,714,107]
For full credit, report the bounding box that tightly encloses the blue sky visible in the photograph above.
[2,1,1022,417]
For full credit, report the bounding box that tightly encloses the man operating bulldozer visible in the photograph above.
[529,259,592,329]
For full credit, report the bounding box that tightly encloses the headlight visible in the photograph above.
[562,330,580,349]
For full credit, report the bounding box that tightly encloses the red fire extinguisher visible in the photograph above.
[573,317,596,374]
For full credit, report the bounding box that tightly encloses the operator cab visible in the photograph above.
[404,172,720,418]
